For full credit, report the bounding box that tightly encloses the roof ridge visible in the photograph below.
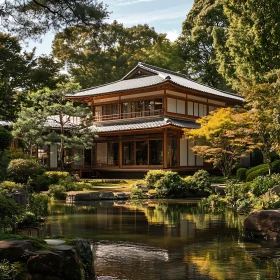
[138,62,243,99]
[138,62,187,79]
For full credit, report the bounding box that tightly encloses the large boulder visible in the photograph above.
[51,245,84,280]
[0,240,33,262]
[67,191,100,202]
[100,192,115,200]
[27,250,63,277]
[244,210,280,240]
[73,238,95,278]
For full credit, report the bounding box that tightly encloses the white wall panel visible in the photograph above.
[188,101,193,115]
[180,139,188,166]
[167,97,177,113]
[187,140,195,166]
[177,100,186,114]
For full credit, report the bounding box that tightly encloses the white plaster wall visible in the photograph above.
[180,139,188,166]
[167,97,177,113]
[177,100,186,114]
[187,140,195,166]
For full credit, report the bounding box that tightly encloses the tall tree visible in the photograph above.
[0,33,33,121]
[29,55,69,90]
[0,0,108,40]
[213,0,280,91]
[184,108,254,178]
[13,83,95,169]
[241,72,280,174]
[52,21,184,88]
[177,0,231,91]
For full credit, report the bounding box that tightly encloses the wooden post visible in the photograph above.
[163,129,167,169]
[119,136,122,168]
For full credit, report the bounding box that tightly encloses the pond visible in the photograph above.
[42,200,280,280]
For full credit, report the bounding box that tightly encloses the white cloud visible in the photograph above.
[166,30,180,42]
[116,0,154,6]
[116,5,187,25]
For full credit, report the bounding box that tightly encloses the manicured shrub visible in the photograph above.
[9,149,34,160]
[246,163,268,178]
[236,167,248,181]
[32,171,72,192]
[246,167,269,182]
[155,172,189,198]
[272,160,280,174]
[7,159,45,183]
[43,171,71,184]
[250,174,280,196]
[192,170,211,193]
[48,184,67,200]
[145,170,167,187]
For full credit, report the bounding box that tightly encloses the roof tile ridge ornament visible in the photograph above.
[163,117,171,124]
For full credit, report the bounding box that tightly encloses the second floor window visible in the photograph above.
[94,98,163,121]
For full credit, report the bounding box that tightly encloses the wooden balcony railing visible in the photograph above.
[94,109,163,122]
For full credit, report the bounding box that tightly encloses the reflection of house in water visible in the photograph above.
[44,201,229,241]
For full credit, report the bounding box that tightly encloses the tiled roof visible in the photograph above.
[133,63,244,101]
[68,75,164,97]
[89,117,199,133]
[68,62,244,102]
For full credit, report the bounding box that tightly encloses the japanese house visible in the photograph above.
[62,62,243,178]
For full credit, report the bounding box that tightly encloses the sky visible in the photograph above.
[27,0,194,56]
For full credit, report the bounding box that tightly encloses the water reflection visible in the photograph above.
[43,200,280,280]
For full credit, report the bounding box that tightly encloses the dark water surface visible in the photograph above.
[43,200,280,280]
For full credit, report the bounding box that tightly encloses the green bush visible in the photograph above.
[236,198,254,214]
[32,171,73,192]
[192,170,211,193]
[65,182,86,191]
[250,174,280,196]
[0,259,18,279]
[48,184,67,200]
[27,193,49,219]
[225,182,251,206]
[145,170,167,187]
[272,160,280,174]
[44,171,71,184]
[9,149,34,160]
[7,159,45,183]
[0,194,21,232]
[236,167,248,181]
[246,163,268,178]
[17,211,37,227]
[0,181,24,197]
[246,167,269,182]
[155,172,189,198]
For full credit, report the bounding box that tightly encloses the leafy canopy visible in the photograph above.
[184,107,254,178]
[213,0,280,91]
[0,0,109,40]
[13,83,96,169]
[177,0,231,91]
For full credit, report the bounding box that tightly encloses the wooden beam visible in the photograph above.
[163,128,167,169]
